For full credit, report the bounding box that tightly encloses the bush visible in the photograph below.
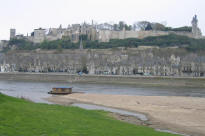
[9,39,35,50]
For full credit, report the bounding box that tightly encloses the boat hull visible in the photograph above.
[48,87,72,95]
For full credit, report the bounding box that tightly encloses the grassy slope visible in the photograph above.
[0,94,178,136]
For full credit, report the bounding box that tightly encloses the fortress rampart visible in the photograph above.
[98,30,194,42]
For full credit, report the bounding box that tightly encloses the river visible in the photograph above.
[0,80,205,103]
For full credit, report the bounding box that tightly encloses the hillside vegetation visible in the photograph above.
[5,34,205,52]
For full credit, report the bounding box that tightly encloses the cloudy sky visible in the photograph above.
[0,0,204,40]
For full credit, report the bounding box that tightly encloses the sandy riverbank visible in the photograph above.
[47,94,205,136]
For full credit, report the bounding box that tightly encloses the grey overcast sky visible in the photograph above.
[0,0,204,40]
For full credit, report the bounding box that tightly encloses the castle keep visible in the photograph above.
[10,15,203,43]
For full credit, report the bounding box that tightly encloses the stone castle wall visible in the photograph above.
[98,30,195,42]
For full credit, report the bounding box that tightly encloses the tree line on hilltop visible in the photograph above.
[107,21,192,32]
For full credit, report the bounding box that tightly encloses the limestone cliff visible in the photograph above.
[0,48,205,77]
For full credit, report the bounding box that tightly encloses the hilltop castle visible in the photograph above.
[10,15,203,44]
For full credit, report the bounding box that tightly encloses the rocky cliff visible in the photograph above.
[0,48,205,77]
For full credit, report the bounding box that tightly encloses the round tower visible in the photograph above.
[191,15,202,38]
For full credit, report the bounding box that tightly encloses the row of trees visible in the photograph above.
[6,34,205,52]
[103,21,192,32]
[133,21,192,32]
[113,21,132,31]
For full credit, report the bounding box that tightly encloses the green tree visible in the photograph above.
[137,21,150,30]
[145,23,152,31]
[119,21,124,30]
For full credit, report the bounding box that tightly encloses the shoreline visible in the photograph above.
[45,96,186,136]
[46,94,205,136]
[0,72,205,88]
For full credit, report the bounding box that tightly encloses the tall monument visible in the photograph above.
[191,15,202,38]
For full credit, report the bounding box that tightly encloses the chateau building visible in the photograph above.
[9,15,203,43]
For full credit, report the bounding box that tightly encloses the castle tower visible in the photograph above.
[191,15,202,38]
[10,29,16,40]
[192,15,198,35]
[33,28,46,43]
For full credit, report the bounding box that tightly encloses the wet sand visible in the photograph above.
[47,94,205,136]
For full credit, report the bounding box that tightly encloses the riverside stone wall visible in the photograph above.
[0,48,205,77]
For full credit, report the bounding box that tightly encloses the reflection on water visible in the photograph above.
[0,80,205,103]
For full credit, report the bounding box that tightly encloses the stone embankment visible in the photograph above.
[0,72,204,88]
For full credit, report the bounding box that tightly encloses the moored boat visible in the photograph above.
[48,87,72,95]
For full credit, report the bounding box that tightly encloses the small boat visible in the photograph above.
[48,87,72,95]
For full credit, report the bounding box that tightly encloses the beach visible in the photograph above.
[47,94,205,136]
